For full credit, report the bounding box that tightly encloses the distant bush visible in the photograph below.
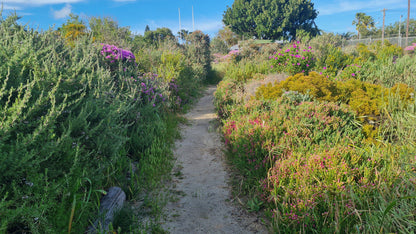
[185,30,211,81]
[210,37,229,54]
[270,41,316,75]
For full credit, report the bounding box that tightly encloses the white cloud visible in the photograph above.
[51,3,71,19]
[317,0,407,16]
[1,4,22,10]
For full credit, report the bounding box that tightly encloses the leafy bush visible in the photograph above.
[214,79,241,119]
[256,72,414,122]
[218,86,416,233]
[315,45,353,78]
[210,37,229,54]
[221,98,364,201]
[185,30,211,81]
[266,144,416,233]
[270,41,315,75]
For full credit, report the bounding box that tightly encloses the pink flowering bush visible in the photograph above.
[222,98,363,193]
[100,43,135,63]
[404,43,416,54]
[220,96,416,232]
[270,41,315,75]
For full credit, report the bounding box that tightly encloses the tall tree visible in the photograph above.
[223,0,318,40]
[217,25,241,47]
[144,27,175,46]
[384,19,416,37]
[352,12,375,39]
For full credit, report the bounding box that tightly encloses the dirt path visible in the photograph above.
[162,86,267,234]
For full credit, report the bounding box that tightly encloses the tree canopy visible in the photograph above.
[223,0,319,40]
[352,12,375,39]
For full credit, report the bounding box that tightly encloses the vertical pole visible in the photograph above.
[399,15,402,47]
[406,0,410,46]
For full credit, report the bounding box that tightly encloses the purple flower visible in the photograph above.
[323,67,327,70]
[351,73,356,76]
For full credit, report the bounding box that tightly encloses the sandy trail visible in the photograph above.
[162,86,267,234]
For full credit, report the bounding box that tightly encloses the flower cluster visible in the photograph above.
[126,72,167,107]
[404,43,416,51]
[213,49,240,63]
[101,44,135,63]
[168,78,182,110]
[270,41,315,75]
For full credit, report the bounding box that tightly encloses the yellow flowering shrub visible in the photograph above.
[255,72,414,127]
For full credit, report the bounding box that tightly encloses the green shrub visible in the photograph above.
[266,144,416,233]
[256,72,414,122]
[222,98,363,196]
[210,37,229,54]
[185,30,211,81]
[270,41,316,75]
[316,45,353,78]
[255,72,336,102]
[214,79,241,119]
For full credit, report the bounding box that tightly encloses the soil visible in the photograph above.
[161,86,268,234]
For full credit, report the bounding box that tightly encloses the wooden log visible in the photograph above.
[87,186,126,233]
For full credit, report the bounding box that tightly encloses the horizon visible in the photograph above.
[1,0,415,38]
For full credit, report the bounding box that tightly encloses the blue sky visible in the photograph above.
[1,0,415,37]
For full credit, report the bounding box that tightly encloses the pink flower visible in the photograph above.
[306,64,309,67]
[323,67,327,70]
[297,63,300,65]
[405,46,415,51]
[351,73,356,76]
